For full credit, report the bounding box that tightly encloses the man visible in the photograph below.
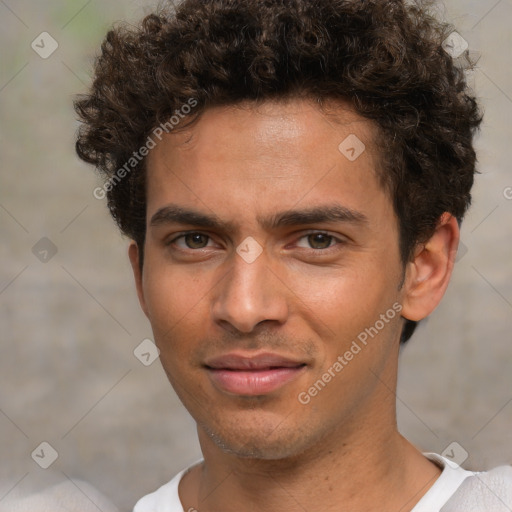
[74,0,512,510]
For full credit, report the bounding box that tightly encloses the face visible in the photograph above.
[132,98,411,460]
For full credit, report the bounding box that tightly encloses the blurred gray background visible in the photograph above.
[0,0,511,510]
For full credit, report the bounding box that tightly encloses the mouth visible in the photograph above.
[204,352,307,396]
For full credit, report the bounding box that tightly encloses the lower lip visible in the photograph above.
[207,366,306,396]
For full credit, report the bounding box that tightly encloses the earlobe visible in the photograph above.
[401,213,460,322]
[128,241,149,317]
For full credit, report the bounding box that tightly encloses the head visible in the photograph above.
[74,0,481,460]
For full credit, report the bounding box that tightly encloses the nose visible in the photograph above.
[211,247,289,334]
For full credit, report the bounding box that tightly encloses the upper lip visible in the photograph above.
[204,352,306,370]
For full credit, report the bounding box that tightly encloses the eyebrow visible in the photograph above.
[149,203,368,232]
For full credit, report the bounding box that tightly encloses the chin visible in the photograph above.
[198,413,318,461]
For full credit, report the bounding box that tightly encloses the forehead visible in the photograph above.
[144,98,391,229]
[149,98,377,164]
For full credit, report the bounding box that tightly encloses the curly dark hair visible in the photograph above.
[74,0,482,344]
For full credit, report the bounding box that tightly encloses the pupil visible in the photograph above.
[310,234,331,249]
[187,233,206,248]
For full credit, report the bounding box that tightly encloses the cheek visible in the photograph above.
[284,262,403,381]
[142,259,211,345]
[287,260,395,325]
[142,263,212,394]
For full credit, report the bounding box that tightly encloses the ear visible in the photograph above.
[128,241,149,317]
[401,213,460,322]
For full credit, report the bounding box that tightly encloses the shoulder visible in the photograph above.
[133,460,203,512]
[441,465,512,512]
[133,475,183,512]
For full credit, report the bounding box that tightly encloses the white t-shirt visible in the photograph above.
[0,479,119,512]
[133,453,512,512]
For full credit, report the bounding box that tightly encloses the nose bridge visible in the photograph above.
[212,244,288,333]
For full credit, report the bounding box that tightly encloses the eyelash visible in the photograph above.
[167,231,345,252]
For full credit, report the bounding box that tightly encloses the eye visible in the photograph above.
[168,231,344,253]
[295,232,342,250]
[170,232,213,250]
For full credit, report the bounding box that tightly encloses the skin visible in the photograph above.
[129,98,460,512]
